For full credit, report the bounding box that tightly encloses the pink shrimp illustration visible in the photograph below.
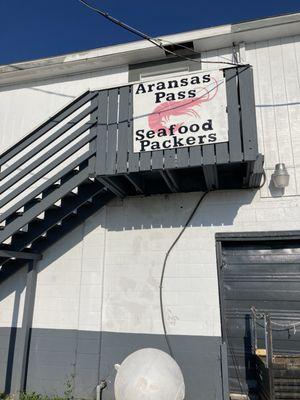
[148,79,219,133]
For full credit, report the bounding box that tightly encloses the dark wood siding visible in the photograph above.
[219,240,300,396]
[94,65,260,177]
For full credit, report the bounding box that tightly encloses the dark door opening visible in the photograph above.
[216,233,300,399]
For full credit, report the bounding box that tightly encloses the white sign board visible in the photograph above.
[133,70,228,153]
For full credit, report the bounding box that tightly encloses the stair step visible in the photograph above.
[10,230,29,244]
[2,237,12,245]
[30,214,79,252]
[12,216,43,236]
[5,185,112,256]
[48,203,61,210]
[30,229,61,252]
[78,160,89,171]
[5,211,24,224]
[11,229,27,236]
[10,208,71,248]
[42,183,60,198]
[79,177,95,186]
[24,198,42,211]
[11,199,92,250]
[4,211,28,234]
[3,192,115,271]
[43,224,65,240]
[77,182,96,194]
[20,224,29,233]
[30,236,48,249]
[62,190,78,199]
[60,170,79,184]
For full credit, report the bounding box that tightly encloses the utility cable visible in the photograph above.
[79,2,262,375]
[159,191,209,357]
[77,0,243,67]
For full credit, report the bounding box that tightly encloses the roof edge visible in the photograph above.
[0,12,299,87]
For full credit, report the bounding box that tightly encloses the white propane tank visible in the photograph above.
[114,348,185,400]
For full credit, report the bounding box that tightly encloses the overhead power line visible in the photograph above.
[77,0,243,67]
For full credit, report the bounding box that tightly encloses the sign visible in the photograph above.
[133,70,228,153]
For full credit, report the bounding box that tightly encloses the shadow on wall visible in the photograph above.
[105,189,257,232]
[0,269,26,393]
[0,189,257,398]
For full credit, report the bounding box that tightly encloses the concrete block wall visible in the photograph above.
[6,189,298,399]
[0,34,299,399]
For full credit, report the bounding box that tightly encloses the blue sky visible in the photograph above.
[0,0,299,65]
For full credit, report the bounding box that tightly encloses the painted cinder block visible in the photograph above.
[0,25,300,400]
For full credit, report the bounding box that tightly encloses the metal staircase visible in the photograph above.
[0,72,265,282]
[0,90,115,281]
[0,76,265,396]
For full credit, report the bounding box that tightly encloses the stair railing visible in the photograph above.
[0,90,100,244]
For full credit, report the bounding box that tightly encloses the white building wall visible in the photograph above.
[0,32,300,398]
[24,188,300,397]
[200,36,300,197]
[0,66,128,152]
[0,268,26,329]
[31,189,300,337]
[247,35,300,198]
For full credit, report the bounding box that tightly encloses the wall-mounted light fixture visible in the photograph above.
[272,163,290,189]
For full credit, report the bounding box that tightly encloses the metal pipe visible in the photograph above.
[96,380,107,400]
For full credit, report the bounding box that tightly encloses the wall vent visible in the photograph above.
[163,41,196,58]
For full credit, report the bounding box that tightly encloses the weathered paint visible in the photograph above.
[1,189,300,398]
[219,240,300,395]
[0,17,300,400]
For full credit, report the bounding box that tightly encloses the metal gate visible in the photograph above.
[216,233,300,398]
